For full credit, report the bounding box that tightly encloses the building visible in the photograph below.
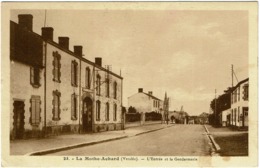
[10,14,123,139]
[168,111,189,124]
[230,78,249,128]
[128,88,163,113]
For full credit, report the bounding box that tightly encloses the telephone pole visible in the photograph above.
[215,89,217,126]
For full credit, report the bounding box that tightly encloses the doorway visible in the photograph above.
[82,97,93,132]
[13,101,25,139]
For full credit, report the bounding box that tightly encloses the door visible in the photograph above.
[82,97,92,132]
[13,101,25,139]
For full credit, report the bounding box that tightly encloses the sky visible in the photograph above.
[11,9,248,115]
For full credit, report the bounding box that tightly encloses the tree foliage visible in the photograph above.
[128,106,137,113]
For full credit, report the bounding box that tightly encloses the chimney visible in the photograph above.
[148,91,153,95]
[18,14,33,31]
[138,88,143,93]
[95,57,102,67]
[41,27,53,41]
[58,37,69,50]
[74,46,83,57]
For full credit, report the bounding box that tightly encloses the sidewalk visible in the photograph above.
[10,123,173,155]
[205,125,248,156]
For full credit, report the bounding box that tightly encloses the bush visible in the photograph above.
[126,113,141,122]
[145,112,162,121]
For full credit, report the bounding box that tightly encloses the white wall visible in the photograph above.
[10,61,44,130]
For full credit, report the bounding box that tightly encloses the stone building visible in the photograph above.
[10,14,123,139]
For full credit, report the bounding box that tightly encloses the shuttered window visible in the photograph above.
[96,101,101,121]
[106,102,109,121]
[96,75,101,95]
[71,60,78,87]
[30,67,40,87]
[30,96,41,125]
[53,51,61,82]
[114,82,117,99]
[71,94,77,120]
[52,90,61,121]
[243,84,249,101]
[86,67,91,89]
[114,104,117,121]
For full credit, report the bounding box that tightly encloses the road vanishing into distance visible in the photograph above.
[47,125,211,156]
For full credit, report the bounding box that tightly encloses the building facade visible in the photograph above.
[10,14,123,139]
[128,88,163,113]
[230,78,249,128]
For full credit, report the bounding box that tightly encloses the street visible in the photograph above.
[47,125,211,156]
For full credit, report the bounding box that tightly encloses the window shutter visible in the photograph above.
[71,94,74,119]
[31,99,36,124]
[30,67,34,85]
[71,62,74,86]
[35,99,40,124]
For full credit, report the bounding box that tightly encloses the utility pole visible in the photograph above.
[231,64,233,87]
[215,89,217,126]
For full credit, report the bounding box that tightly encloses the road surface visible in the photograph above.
[47,125,211,156]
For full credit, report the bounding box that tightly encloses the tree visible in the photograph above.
[128,106,137,113]
[210,92,231,126]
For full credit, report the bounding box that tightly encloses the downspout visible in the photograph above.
[78,58,81,133]
[44,41,47,137]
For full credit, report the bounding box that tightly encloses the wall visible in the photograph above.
[92,65,123,132]
[128,93,151,113]
[45,43,80,134]
[231,81,249,127]
[10,61,44,139]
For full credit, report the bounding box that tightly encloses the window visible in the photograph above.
[234,108,237,125]
[243,84,249,101]
[106,102,109,121]
[53,51,61,82]
[96,75,101,95]
[238,86,240,101]
[106,79,110,97]
[231,93,233,104]
[30,96,41,125]
[96,100,100,121]
[114,104,117,121]
[71,60,78,87]
[30,67,40,87]
[71,94,77,120]
[85,67,91,89]
[238,107,240,122]
[52,90,61,121]
[113,82,117,99]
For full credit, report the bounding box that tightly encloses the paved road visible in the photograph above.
[47,125,211,156]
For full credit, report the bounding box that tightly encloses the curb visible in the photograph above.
[27,136,128,156]
[26,125,172,156]
[203,125,221,152]
[135,125,173,136]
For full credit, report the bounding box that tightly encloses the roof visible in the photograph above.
[142,92,162,101]
[231,78,249,91]
[10,20,123,79]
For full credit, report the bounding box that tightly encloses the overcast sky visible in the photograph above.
[11,9,248,115]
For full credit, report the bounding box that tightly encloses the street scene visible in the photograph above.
[7,3,253,162]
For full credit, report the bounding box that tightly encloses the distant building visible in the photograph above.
[10,14,123,139]
[230,78,249,128]
[168,111,189,124]
[128,88,163,113]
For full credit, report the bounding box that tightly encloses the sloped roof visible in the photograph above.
[142,92,162,101]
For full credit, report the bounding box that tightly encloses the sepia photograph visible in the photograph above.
[1,2,258,167]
